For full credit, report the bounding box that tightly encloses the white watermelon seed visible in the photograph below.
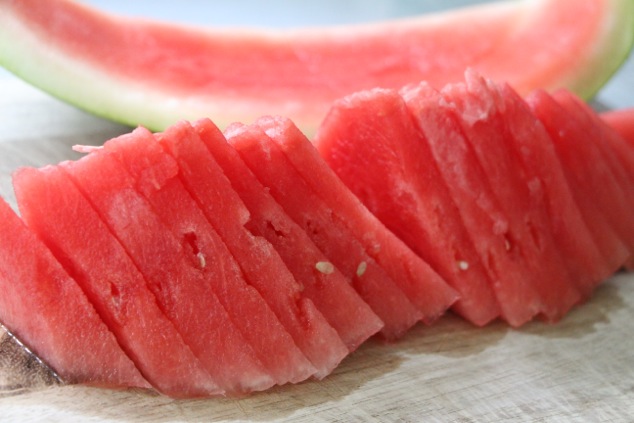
[315,261,335,274]
[356,261,367,277]
[457,260,470,271]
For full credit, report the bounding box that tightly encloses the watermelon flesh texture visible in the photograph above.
[157,121,342,381]
[489,82,614,290]
[439,75,583,307]
[227,123,422,340]
[313,89,499,326]
[60,145,279,394]
[1,0,632,135]
[601,109,634,150]
[0,198,149,389]
[13,166,221,398]
[101,127,338,386]
[526,91,633,270]
[194,119,383,351]
[257,117,458,323]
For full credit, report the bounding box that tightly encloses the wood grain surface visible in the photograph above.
[1,64,633,421]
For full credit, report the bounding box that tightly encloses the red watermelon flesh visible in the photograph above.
[313,88,499,326]
[526,90,632,269]
[0,198,149,389]
[601,108,634,150]
[62,141,278,394]
[401,83,544,325]
[440,74,583,306]
[13,166,221,398]
[195,119,382,352]
[256,116,458,324]
[157,122,339,382]
[103,127,330,386]
[489,82,614,289]
[228,125,422,340]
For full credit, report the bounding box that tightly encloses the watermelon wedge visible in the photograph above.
[0,0,632,134]
[0,198,149,389]
[252,117,458,324]
[59,145,280,394]
[194,119,383,351]
[156,121,343,381]
[13,166,222,398]
[227,123,423,339]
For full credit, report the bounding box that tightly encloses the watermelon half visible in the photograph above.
[0,0,632,135]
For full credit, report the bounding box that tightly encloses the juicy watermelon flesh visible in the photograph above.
[440,75,583,310]
[0,198,149,389]
[195,119,382,351]
[313,88,499,326]
[228,123,423,340]
[13,166,221,398]
[157,121,345,382]
[257,116,458,323]
[601,108,634,151]
[63,139,278,394]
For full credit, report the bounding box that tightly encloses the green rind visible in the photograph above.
[0,0,632,135]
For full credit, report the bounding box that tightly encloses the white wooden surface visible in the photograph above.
[1,1,634,417]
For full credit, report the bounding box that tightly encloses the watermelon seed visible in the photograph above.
[196,252,206,269]
[457,260,470,271]
[356,261,367,277]
[315,261,335,275]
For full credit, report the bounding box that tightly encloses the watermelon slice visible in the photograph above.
[313,88,499,326]
[1,0,632,134]
[526,90,633,268]
[156,121,343,380]
[0,198,149,389]
[249,117,458,324]
[227,123,422,339]
[59,146,282,393]
[193,119,383,351]
[12,166,221,398]
[488,81,615,290]
[99,127,342,386]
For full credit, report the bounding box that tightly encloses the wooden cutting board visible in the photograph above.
[0,76,633,422]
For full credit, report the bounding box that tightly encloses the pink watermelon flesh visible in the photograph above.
[256,116,458,324]
[157,121,340,382]
[526,90,632,270]
[229,124,424,340]
[313,88,499,326]
[601,109,634,151]
[490,82,613,290]
[439,74,583,309]
[194,119,382,352]
[0,198,149,389]
[102,127,331,387]
[13,166,221,398]
[62,142,277,394]
[401,82,546,326]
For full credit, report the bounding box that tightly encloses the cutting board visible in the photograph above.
[1,74,633,422]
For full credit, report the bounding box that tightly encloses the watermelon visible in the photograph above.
[251,117,458,323]
[227,123,424,339]
[601,109,634,149]
[1,0,632,134]
[0,198,149,389]
[12,166,222,398]
[60,145,281,394]
[156,121,343,381]
[194,119,383,351]
[313,87,501,326]
[99,127,343,385]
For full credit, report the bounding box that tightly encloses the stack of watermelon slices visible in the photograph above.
[0,72,632,398]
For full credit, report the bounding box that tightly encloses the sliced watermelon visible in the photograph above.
[250,117,458,324]
[0,198,149,389]
[101,127,342,386]
[156,121,341,380]
[439,74,583,308]
[526,90,633,269]
[227,123,422,339]
[601,108,634,150]
[488,82,614,290]
[313,88,499,326]
[1,0,632,134]
[193,118,383,351]
[13,166,221,398]
[60,144,281,394]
